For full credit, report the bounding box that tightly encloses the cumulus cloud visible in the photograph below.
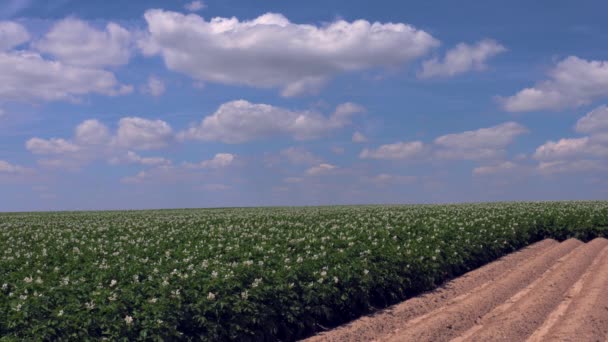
[113,117,173,150]
[179,100,364,143]
[141,75,165,97]
[575,105,608,142]
[184,1,206,11]
[26,137,80,155]
[418,39,506,78]
[306,163,337,175]
[352,131,368,143]
[501,56,608,112]
[121,153,238,185]
[0,19,133,104]
[0,160,30,174]
[533,137,592,161]
[26,117,174,170]
[109,151,171,166]
[34,18,132,67]
[434,122,528,160]
[74,119,110,145]
[360,122,527,162]
[360,141,425,160]
[531,106,608,175]
[533,137,608,163]
[184,153,236,169]
[0,21,29,51]
[138,10,438,96]
[537,159,607,175]
[0,51,132,102]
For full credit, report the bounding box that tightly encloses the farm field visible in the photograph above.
[307,237,608,341]
[1,201,608,341]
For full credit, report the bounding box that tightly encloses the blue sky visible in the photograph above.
[1,0,607,211]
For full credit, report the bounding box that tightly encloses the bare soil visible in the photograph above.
[303,238,608,342]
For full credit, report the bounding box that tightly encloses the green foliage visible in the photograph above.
[1,201,607,340]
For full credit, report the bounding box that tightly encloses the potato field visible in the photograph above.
[1,202,608,341]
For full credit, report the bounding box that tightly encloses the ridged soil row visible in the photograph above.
[304,239,558,342]
[533,240,608,342]
[459,237,608,342]
[384,238,583,342]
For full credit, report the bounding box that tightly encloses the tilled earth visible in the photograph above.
[304,238,608,342]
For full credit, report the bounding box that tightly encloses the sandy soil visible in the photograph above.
[303,238,608,342]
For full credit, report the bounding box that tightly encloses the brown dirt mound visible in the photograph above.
[303,238,608,342]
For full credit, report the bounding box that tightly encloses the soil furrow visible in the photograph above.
[383,238,582,342]
[304,238,608,342]
[304,239,558,342]
[539,243,608,342]
[462,238,608,342]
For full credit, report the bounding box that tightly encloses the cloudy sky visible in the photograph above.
[1,0,607,211]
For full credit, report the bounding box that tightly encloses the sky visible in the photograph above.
[1,0,608,211]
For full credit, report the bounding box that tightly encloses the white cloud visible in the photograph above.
[109,151,171,166]
[0,160,30,174]
[333,102,366,120]
[0,21,29,51]
[360,141,425,160]
[113,117,173,150]
[121,155,236,185]
[26,117,174,170]
[139,10,438,96]
[473,161,517,175]
[26,137,80,154]
[434,122,528,160]
[0,19,133,104]
[184,153,236,169]
[34,18,132,67]
[184,1,206,11]
[501,56,608,112]
[418,39,506,78]
[74,119,110,145]
[352,131,368,143]
[179,100,363,143]
[532,107,608,176]
[280,147,322,165]
[141,76,166,97]
[534,137,608,161]
[533,137,590,161]
[575,105,608,142]
[434,122,527,149]
[537,160,607,175]
[306,163,337,175]
[0,51,132,102]
[360,122,527,162]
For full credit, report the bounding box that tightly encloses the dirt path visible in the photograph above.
[303,238,608,342]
